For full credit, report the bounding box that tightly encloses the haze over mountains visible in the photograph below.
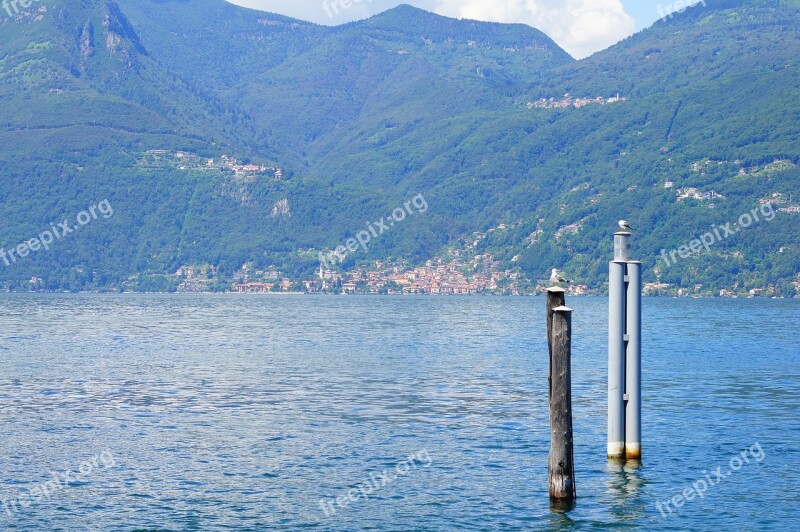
[0,0,798,294]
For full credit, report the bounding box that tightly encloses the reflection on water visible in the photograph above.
[550,498,577,514]
[0,294,798,530]
[604,459,647,522]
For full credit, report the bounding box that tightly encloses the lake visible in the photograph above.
[1,294,798,530]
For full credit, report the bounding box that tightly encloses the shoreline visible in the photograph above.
[0,291,796,299]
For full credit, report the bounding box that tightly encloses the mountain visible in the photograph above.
[0,0,798,295]
[512,0,800,292]
[114,1,572,166]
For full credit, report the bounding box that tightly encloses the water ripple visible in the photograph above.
[0,294,797,530]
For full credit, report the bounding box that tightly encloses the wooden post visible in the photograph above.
[547,292,576,502]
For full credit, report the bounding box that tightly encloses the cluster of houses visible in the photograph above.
[317,256,525,295]
[233,280,297,293]
[141,150,283,180]
[230,264,297,293]
[224,221,590,296]
[738,159,796,177]
[646,282,798,298]
[676,187,725,202]
[690,160,729,175]
[175,265,217,292]
[225,254,593,296]
[207,154,283,180]
[226,254,533,295]
[760,192,799,214]
[528,93,626,110]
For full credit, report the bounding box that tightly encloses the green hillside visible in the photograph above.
[0,0,798,295]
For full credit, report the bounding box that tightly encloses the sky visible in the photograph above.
[226,0,692,59]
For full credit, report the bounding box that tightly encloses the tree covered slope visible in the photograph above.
[0,0,797,294]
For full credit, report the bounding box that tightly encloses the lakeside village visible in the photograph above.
[172,179,800,297]
[176,223,585,296]
[178,254,554,296]
[173,216,800,299]
[169,255,799,298]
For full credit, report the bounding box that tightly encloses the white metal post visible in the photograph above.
[625,261,642,460]
[608,257,627,459]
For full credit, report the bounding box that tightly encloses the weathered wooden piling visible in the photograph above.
[547,287,566,352]
[547,288,576,502]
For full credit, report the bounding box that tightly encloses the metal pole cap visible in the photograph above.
[614,232,631,262]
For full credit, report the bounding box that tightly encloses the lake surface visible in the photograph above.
[0,294,798,530]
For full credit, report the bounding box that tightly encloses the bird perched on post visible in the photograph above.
[550,269,572,286]
[618,220,633,231]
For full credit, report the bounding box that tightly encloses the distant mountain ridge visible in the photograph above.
[0,0,798,294]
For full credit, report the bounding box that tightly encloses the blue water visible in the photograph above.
[0,295,798,530]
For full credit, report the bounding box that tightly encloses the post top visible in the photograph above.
[614,231,632,261]
[546,287,566,293]
[552,306,573,312]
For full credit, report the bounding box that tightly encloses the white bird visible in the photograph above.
[618,220,633,231]
[550,269,572,285]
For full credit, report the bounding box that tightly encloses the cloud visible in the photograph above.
[433,0,636,59]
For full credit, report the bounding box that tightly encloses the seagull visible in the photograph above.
[550,269,572,285]
[618,220,633,231]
